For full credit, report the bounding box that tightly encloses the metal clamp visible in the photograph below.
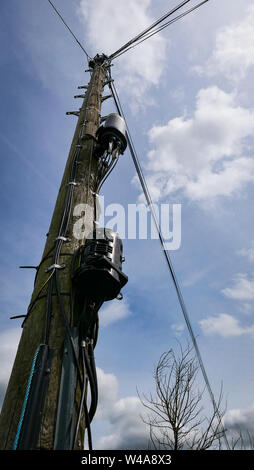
[54,236,71,243]
[45,264,66,273]
[67,181,79,186]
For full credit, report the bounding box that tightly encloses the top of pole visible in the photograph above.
[89,53,111,69]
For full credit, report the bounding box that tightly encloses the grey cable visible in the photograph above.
[112,1,209,60]
[109,0,192,60]
[47,0,91,62]
[109,80,230,450]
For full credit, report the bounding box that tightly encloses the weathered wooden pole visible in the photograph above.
[0,56,107,450]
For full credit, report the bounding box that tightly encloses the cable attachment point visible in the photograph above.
[54,236,71,243]
[81,339,86,348]
[45,264,66,273]
[67,181,79,186]
[85,337,94,347]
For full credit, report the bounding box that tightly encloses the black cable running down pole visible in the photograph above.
[109,80,230,450]
[72,344,93,451]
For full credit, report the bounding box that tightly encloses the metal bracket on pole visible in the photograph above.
[103,78,114,87]
[19,265,38,270]
[66,111,80,117]
[102,94,113,102]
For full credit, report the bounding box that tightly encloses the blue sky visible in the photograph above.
[1,0,254,449]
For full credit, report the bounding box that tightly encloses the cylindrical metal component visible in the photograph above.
[104,113,126,137]
[96,113,127,155]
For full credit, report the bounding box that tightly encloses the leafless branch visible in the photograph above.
[139,342,226,450]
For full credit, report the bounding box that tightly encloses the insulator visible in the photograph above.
[73,228,128,302]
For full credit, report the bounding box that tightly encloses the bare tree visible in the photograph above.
[228,428,254,450]
[139,343,226,450]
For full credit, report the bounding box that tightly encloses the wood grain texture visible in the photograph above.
[0,64,105,449]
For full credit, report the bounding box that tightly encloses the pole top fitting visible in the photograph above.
[89,53,110,69]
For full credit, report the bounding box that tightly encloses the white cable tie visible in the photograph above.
[54,236,71,242]
[67,181,79,186]
[45,264,66,272]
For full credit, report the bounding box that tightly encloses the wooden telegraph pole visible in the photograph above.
[0,55,121,450]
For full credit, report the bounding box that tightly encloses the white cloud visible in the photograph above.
[143,86,254,202]
[225,403,254,448]
[96,396,149,450]
[0,328,21,407]
[225,403,254,434]
[78,0,168,108]
[96,367,119,419]
[182,267,210,287]
[237,240,254,262]
[0,328,21,385]
[222,273,254,300]
[171,323,185,337]
[195,5,254,82]
[99,298,132,327]
[95,367,149,449]
[199,313,254,338]
[239,303,253,316]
